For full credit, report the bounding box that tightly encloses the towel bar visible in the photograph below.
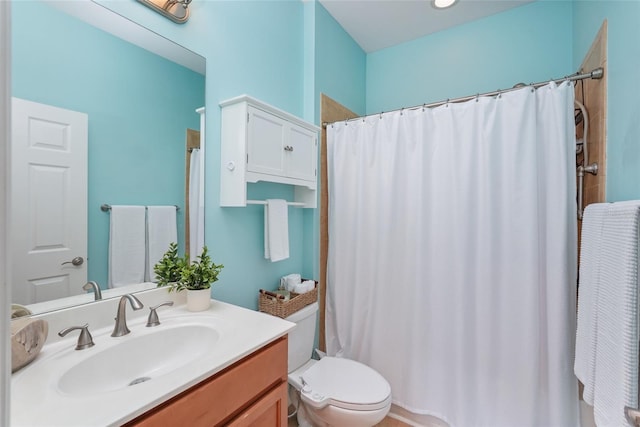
[100,204,180,212]
[246,200,305,207]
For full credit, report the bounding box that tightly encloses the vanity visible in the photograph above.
[126,336,288,426]
[11,288,294,426]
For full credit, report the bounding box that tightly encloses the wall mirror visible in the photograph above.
[9,0,206,317]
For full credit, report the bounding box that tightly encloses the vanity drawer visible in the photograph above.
[126,336,288,427]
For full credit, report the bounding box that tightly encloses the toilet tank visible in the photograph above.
[285,302,319,373]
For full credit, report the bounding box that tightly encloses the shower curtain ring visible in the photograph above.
[422,103,426,111]
[380,112,383,120]
[475,94,479,102]
[445,99,449,107]
[400,108,404,116]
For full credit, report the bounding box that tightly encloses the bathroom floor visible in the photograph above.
[286,410,411,427]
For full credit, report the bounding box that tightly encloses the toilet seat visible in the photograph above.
[299,357,391,411]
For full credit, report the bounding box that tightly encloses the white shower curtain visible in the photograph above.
[189,148,205,261]
[326,82,579,427]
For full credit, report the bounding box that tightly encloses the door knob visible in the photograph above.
[61,256,84,267]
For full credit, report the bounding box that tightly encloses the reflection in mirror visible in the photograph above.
[10,0,205,316]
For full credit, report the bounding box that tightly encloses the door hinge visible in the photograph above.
[246,153,249,163]
[247,113,250,123]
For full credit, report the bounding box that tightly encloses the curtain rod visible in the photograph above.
[322,67,604,128]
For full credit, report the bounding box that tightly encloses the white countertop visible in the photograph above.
[11,292,295,426]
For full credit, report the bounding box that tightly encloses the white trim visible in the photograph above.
[0,1,11,423]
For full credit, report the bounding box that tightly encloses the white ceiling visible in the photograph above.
[318,0,535,53]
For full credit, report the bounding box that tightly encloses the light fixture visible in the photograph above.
[137,0,192,24]
[433,0,457,9]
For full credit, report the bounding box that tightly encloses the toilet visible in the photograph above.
[286,302,392,427]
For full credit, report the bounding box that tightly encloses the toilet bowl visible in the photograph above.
[285,302,391,427]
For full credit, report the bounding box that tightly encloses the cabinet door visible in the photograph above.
[227,382,288,427]
[247,106,286,177]
[285,125,317,182]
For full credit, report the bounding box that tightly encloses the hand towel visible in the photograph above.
[575,201,640,426]
[294,280,315,294]
[108,205,146,288]
[146,206,178,282]
[264,199,289,262]
[284,273,301,291]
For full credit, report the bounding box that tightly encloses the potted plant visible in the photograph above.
[153,242,184,287]
[154,244,224,311]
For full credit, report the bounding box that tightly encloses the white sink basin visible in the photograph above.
[57,323,220,395]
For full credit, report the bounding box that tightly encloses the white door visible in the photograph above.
[11,98,88,305]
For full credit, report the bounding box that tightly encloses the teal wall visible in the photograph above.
[301,2,367,279]
[26,0,639,311]
[11,2,204,289]
[573,0,640,202]
[366,1,574,114]
[97,0,366,309]
[97,0,316,309]
[314,3,367,118]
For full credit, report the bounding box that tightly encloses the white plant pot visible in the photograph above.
[186,288,211,312]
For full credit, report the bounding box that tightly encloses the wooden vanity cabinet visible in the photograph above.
[125,336,289,427]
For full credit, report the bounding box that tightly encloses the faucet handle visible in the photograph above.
[146,301,174,327]
[58,324,95,350]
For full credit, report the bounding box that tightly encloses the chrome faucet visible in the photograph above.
[111,294,144,337]
[58,324,94,350]
[146,301,174,327]
[82,281,102,301]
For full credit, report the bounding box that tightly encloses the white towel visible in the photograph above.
[575,201,640,426]
[146,206,178,282]
[264,199,289,262]
[575,203,607,404]
[294,280,315,294]
[283,273,302,291]
[108,205,146,288]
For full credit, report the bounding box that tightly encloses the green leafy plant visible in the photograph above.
[174,246,224,292]
[153,242,184,287]
[154,244,224,292]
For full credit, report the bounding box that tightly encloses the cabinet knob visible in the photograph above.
[284,146,294,152]
[227,161,236,171]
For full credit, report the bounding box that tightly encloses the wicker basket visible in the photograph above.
[258,280,318,318]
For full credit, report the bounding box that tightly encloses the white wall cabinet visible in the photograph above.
[220,95,319,208]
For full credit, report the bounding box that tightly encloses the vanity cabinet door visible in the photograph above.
[247,106,287,177]
[227,381,288,427]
